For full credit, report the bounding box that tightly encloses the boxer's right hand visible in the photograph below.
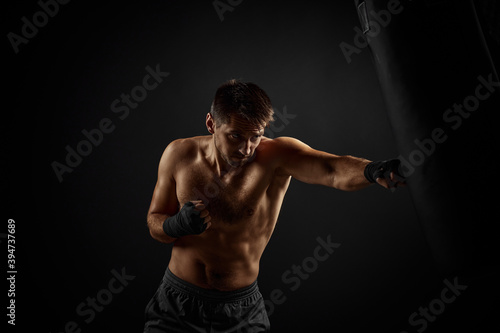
[162,200,211,238]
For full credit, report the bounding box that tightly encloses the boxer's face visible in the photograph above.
[207,113,264,168]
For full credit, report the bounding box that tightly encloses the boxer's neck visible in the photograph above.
[207,137,241,178]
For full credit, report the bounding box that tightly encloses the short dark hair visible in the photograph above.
[210,79,274,128]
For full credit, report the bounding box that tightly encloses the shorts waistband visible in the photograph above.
[163,267,259,302]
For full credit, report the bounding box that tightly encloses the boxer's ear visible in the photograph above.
[206,113,215,134]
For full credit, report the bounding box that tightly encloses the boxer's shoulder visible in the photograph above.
[255,136,301,157]
[164,136,210,157]
[254,136,312,173]
[159,136,210,175]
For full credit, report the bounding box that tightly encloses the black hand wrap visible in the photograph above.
[162,202,207,238]
[364,159,404,183]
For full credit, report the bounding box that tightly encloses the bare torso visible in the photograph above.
[168,136,291,290]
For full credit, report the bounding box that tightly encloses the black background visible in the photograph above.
[4,1,498,332]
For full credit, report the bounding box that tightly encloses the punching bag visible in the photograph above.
[354,0,499,276]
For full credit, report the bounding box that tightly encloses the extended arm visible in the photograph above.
[274,137,403,191]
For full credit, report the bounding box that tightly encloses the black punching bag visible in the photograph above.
[354,0,499,276]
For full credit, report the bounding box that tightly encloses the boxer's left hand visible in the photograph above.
[376,170,406,190]
[364,159,406,190]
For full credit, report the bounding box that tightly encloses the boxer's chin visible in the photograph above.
[223,155,247,168]
[228,158,246,168]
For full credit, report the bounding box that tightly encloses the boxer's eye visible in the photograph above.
[229,133,240,139]
[251,135,262,142]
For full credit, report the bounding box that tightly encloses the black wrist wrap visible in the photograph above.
[364,159,402,183]
[162,202,207,238]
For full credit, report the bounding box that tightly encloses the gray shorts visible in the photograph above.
[144,267,270,333]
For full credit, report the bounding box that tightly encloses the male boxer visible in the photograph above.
[144,79,404,332]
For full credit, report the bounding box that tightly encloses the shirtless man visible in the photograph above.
[144,79,404,332]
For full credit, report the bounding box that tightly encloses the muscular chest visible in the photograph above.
[176,165,266,224]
